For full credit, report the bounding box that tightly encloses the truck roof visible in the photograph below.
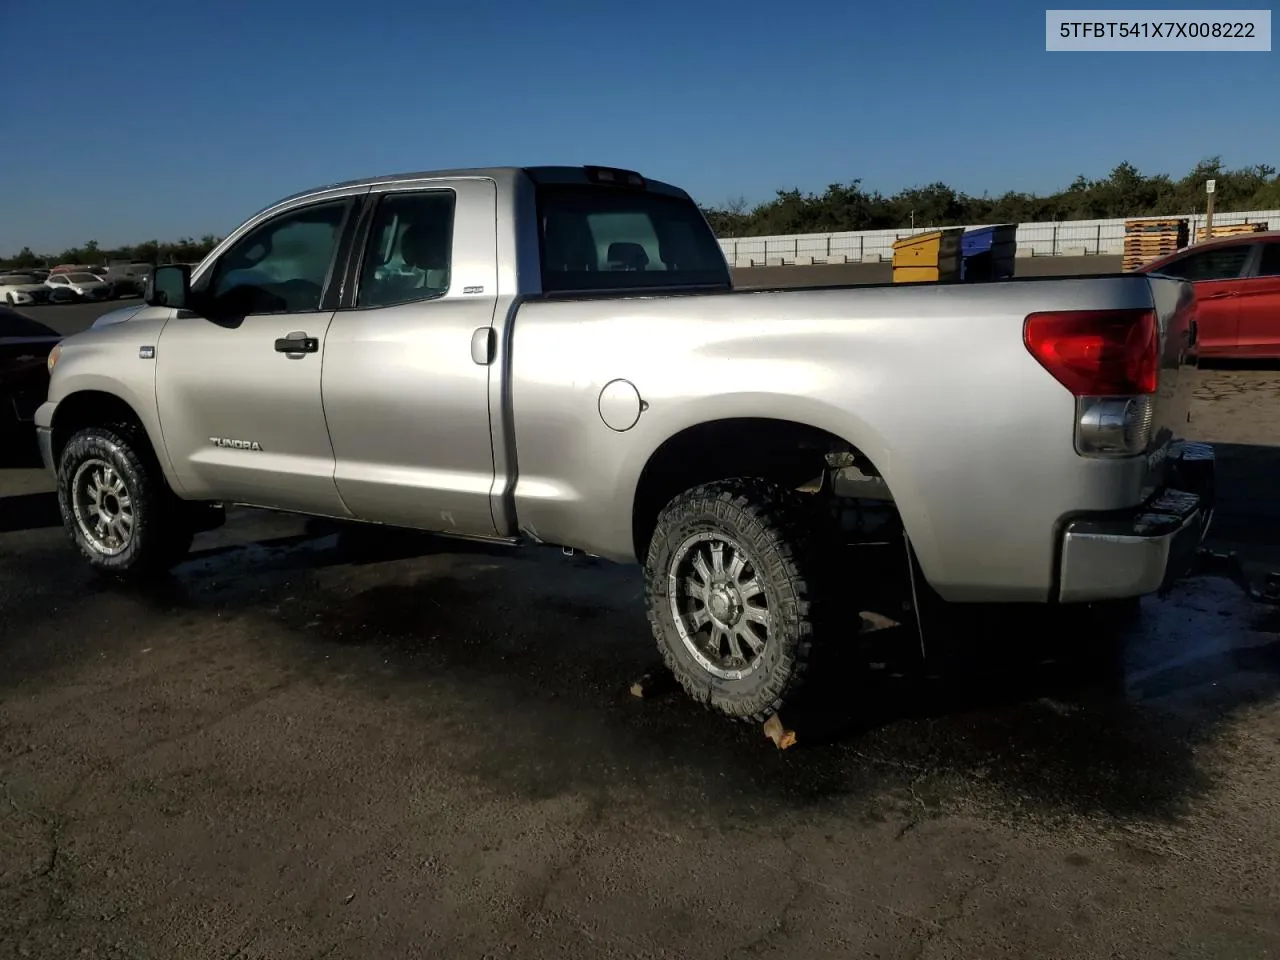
[271,165,689,211]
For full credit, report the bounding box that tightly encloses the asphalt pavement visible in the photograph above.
[21,296,146,337]
[3,272,1280,959]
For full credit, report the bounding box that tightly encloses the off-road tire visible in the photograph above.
[644,477,837,723]
[56,424,197,579]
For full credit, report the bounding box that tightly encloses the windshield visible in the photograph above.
[0,275,37,285]
[67,273,102,284]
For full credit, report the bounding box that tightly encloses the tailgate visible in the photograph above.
[1143,274,1198,491]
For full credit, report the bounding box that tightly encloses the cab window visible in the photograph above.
[355,190,456,308]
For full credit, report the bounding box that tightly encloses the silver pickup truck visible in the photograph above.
[35,164,1214,723]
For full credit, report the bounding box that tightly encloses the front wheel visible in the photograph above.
[643,478,837,723]
[57,425,196,578]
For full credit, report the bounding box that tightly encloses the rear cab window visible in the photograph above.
[532,168,730,295]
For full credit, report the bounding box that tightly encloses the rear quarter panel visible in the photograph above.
[509,275,1178,602]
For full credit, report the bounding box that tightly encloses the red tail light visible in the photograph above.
[1023,308,1159,397]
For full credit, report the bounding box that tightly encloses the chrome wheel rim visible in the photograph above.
[668,531,773,680]
[71,458,134,556]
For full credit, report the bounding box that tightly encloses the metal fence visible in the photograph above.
[717,209,1280,267]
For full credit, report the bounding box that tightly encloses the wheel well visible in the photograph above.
[51,391,154,465]
[631,418,886,561]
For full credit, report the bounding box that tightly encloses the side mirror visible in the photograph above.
[146,264,192,308]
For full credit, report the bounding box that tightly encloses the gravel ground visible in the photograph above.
[2,304,1278,959]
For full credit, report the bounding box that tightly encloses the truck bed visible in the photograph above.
[505,271,1196,601]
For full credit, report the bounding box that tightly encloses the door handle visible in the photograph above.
[1203,291,1238,300]
[274,332,319,354]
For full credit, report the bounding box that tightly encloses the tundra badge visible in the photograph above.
[210,437,263,451]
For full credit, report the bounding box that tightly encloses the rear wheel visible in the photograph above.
[57,425,200,578]
[643,478,837,723]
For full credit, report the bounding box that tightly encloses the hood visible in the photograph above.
[91,303,149,328]
[1,283,47,293]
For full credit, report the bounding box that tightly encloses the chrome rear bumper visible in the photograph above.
[1057,441,1215,603]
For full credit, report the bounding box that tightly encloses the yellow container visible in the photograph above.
[891,228,964,271]
[893,264,960,284]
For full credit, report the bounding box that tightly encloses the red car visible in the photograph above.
[1143,231,1280,360]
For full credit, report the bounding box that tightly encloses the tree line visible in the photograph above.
[1,236,222,272]
[702,157,1279,238]
[3,158,1277,270]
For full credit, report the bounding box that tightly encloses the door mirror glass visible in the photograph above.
[147,264,192,308]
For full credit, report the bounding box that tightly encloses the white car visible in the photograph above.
[45,271,112,301]
[0,273,52,306]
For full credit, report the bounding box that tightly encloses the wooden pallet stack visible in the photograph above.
[1122,218,1189,271]
[1194,221,1269,242]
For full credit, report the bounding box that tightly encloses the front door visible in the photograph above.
[154,195,359,517]
[321,179,500,536]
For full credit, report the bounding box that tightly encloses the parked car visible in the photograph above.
[0,306,62,437]
[101,261,153,298]
[0,273,53,307]
[45,271,112,302]
[1143,231,1280,360]
[34,164,1213,724]
[110,277,145,298]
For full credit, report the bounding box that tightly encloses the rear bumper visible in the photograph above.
[1057,441,1215,603]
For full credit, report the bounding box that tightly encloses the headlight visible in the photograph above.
[47,342,62,374]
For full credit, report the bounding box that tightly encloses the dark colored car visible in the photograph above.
[0,306,62,436]
[107,274,148,298]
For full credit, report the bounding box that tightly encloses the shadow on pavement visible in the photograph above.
[0,427,57,532]
[1205,441,1280,553]
[1198,358,1280,373]
[0,430,43,470]
[0,491,59,533]
[50,525,1274,827]
[2,437,1278,828]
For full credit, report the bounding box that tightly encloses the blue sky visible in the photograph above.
[2,0,1275,253]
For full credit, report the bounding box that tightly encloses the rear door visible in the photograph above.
[1236,240,1280,358]
[1152,242,1253,356]
[320,178,501,537]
